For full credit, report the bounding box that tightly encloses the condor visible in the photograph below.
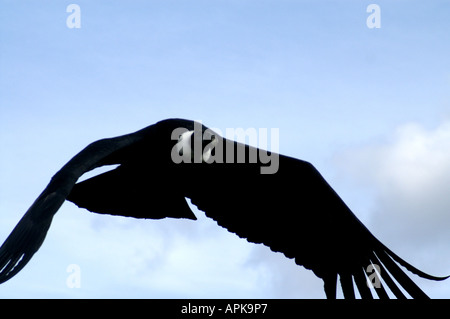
[0,118,447,299]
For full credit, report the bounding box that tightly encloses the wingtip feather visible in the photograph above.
[0,213,53,284]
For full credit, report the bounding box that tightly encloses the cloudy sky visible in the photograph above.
[0,1,449,298]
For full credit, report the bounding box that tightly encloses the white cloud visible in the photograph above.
[336,121,450,297]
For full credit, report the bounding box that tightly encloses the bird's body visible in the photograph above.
[0,118,447,298]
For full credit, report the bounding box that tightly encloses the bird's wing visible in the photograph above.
[66,163,197,220]
[180,139,448,299]
[0,126,154,284]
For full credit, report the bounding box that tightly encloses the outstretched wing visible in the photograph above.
[180,138,448,299]
[66,163,197,220]
[0,126,153,283]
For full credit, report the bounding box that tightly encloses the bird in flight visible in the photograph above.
[0,118,447,298]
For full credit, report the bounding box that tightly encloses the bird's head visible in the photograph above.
[153,118,221,164]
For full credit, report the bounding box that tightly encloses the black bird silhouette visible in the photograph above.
[0,118,447,298]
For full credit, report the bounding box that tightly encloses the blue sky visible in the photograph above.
[0,1,449,298]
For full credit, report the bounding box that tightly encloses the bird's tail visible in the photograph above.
[337,241,449,299]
